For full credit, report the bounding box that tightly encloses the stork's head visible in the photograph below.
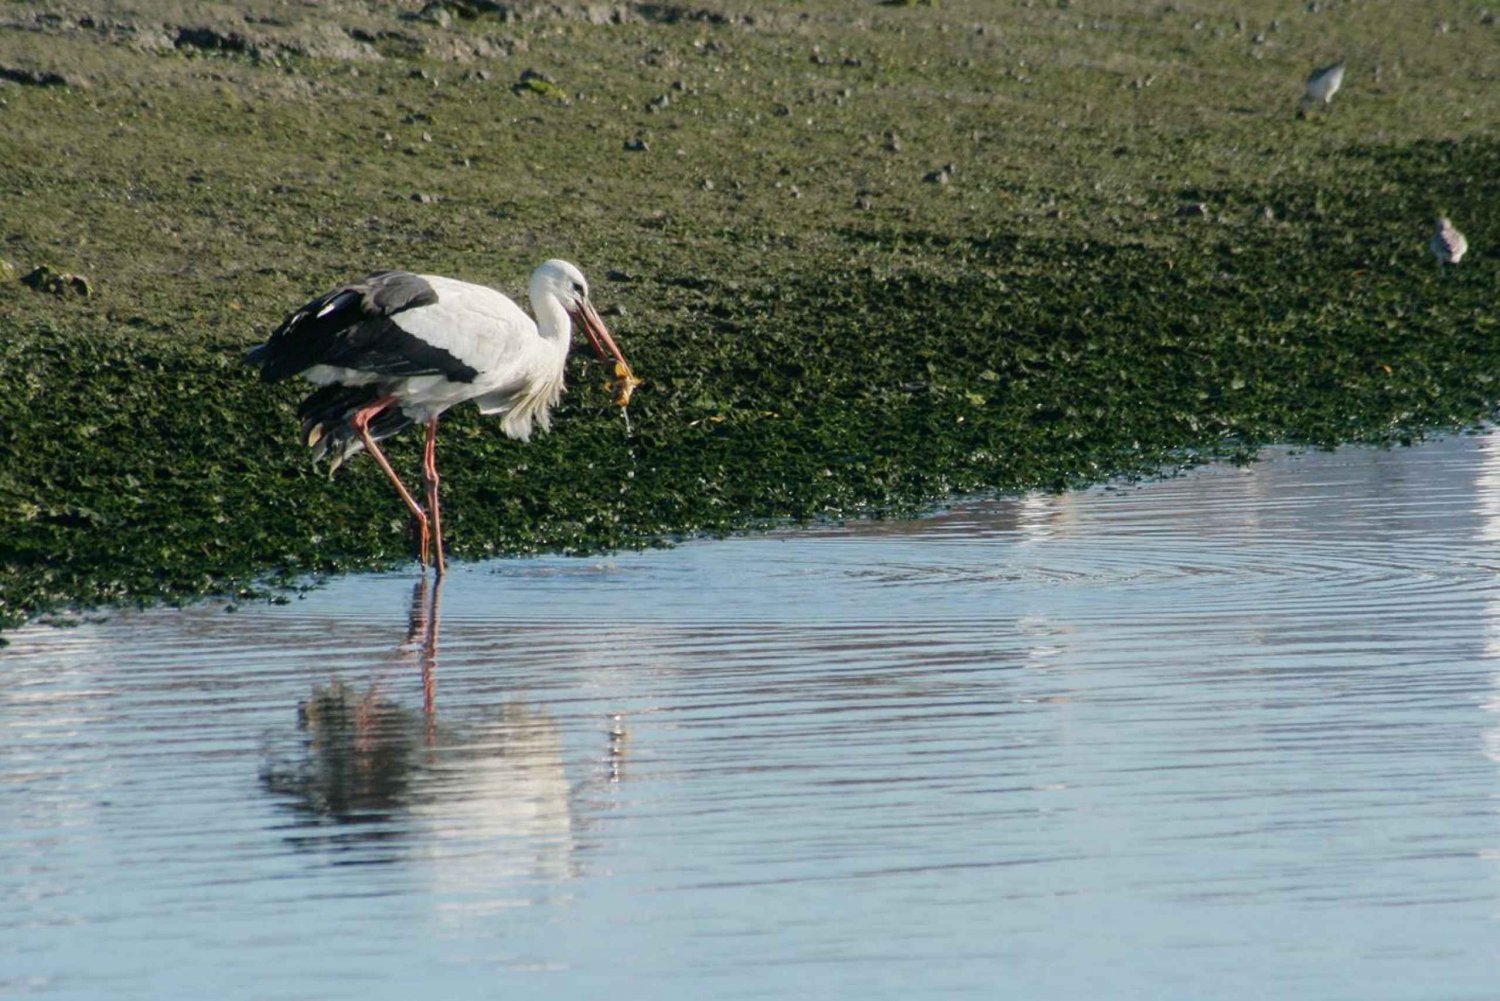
[531,259,610,356]
[531,259,589,312]
[531,259,640,406]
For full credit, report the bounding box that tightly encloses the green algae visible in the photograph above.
[1,1,1498,628]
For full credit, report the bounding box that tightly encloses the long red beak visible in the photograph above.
[573,300,643,407]
[576,300,628,368]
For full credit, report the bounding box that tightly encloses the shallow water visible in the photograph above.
[6,434,1500,1000]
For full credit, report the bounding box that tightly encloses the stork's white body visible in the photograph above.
[300,275,570,442]
[1303,62,1344,106]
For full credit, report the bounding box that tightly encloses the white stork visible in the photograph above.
[1430,216,1468,268]
[247,259,638,576]
[1300,61,1345,111]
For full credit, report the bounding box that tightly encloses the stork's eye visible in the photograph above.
[571,281,586,297]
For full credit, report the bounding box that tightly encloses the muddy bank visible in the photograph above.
[1,0,1497,625]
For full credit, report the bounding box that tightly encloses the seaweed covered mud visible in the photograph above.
[1,0,1498,627]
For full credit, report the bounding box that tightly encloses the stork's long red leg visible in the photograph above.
[351,396,431,568]
[422,416,446,577]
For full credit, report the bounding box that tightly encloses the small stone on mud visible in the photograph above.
[21,265,91,297]
[0,66,72,88]
[1176,201,1209,218]
[174,27,247,54]
[624,137,649,152]
[411,192,438,203]
[512,69,569,103]
[417,3,452,27]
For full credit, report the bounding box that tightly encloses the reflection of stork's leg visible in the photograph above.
[352,396,430,568]
[405,577,429,645]
[422,574,443,742]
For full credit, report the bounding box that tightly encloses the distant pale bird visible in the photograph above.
[1430,216,1468,267]
[247,259,639,575]
[1300,61,1345,109]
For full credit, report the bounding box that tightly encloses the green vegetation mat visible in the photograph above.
[2,0,1497,627]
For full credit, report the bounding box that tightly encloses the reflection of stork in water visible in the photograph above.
[260,575,631,874]
[397,575,629,783]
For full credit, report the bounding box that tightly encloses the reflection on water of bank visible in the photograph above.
[4,434,1500,999]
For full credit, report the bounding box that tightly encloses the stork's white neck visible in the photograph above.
[531,291,572,345]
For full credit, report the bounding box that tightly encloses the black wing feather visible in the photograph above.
[247,271,477,384]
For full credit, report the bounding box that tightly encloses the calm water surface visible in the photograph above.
[6,434,1500,999]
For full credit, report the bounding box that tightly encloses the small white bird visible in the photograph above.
[247,259,638,575]
[1300,61,1345,110]
[1430,216,1468,267]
